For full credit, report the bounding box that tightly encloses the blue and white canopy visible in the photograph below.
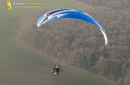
[37,8,108,45]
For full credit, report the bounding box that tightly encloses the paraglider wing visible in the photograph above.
[37,8,108,45]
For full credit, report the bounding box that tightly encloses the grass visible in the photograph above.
[0,0,115,85]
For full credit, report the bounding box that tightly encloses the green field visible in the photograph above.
[0,0,115,85]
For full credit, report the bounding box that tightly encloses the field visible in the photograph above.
[0,0,115,85]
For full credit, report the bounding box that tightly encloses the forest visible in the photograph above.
[20,0,130,85]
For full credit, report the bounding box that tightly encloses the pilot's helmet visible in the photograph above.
[56,66,58,68]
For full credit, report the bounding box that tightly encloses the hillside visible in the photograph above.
[75,0,130,10]
[0,0,116,85]
[20,1,130,85]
